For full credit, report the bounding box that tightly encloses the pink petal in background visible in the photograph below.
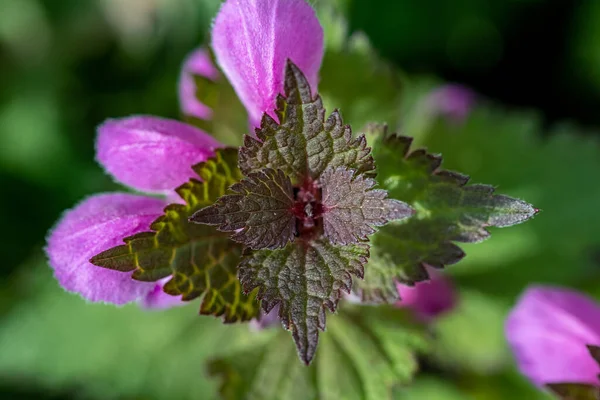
[141,278,185,309]
[46,193,166,305]
[396,268,457,320]
[96,116,222,193]
[211,0,324,127]
[425,84,476,124]
[178,48,220,120]
[506,286,600,387]
[249,304,280,331]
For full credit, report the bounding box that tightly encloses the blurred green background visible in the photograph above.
[1,0,600,398]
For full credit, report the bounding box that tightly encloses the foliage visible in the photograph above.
[209,305,428,400]
[92,148,259,322]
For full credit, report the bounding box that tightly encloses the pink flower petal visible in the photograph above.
[249,304,280,331]
[211,0,324,127]
[96,116,222,193]
[141,278,185,309]
[178,48,220,120]
[396,268,456,320]
[425,84,476,124]
[46,193,166,305]
[506,286,600,387]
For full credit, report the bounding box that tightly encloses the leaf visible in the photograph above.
[238,238,369,364]
[0,263,260,400]
[91,148,259,322]
[354,132,537,303]
[394,371,555,400]
[393,376,467,400]
[546,383,600,400]
[320,167,414,245]
[428,289,511,373]
[239,60,375,183]
[191,168,295,250]
[412,105,600,299]
[316,4,404,133]
[208,305,429,400]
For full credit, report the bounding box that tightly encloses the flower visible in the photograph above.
[211,0,323,128]
[96,116,221,194]
[47,116,219,306]
[396,268,457,320]
[249,305,281,331]
[178,48,220,121]
[505,286,600,387]
[45,0,324,306]
[425,84,475,124]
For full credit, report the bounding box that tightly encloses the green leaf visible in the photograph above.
[428,289,511,373]
[393,376,467,400]
[394,371,554,400]
[412,105,600,298]
[91,148,259,322]
[546,383,600,400]
[316,4,405,133]
[191,168,296,250]
[239,60,375,183]
[0,264,260,400]
[354,133,536,303]
[184,50,248,147]
[321,167,414,245]
[208,305,428,400]
[238,238,369,364]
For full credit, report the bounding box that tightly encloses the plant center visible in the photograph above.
[292,177,324,238]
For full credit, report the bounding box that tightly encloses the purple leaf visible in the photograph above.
[321,167,413,245]
[239,61,374,181]
[239,238,369,364]
[191,168,296,250]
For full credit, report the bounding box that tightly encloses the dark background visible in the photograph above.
[348,0,599,127]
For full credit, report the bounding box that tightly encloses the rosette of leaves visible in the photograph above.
[91,61,536,366]
[190,61,414,364]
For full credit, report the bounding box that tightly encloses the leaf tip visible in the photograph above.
[488,195,538,228]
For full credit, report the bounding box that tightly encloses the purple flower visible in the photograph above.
[249,305,281,331]
[96,116,221,193]
[45,0,325,306]
[211,0,323,128]
[178,48,220,121]
[46,193,167,305]
[141,278,188,310]
[396,268,456,320]
[506,286,600,387]
[425,84,476,124]
[47,116,218,306]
